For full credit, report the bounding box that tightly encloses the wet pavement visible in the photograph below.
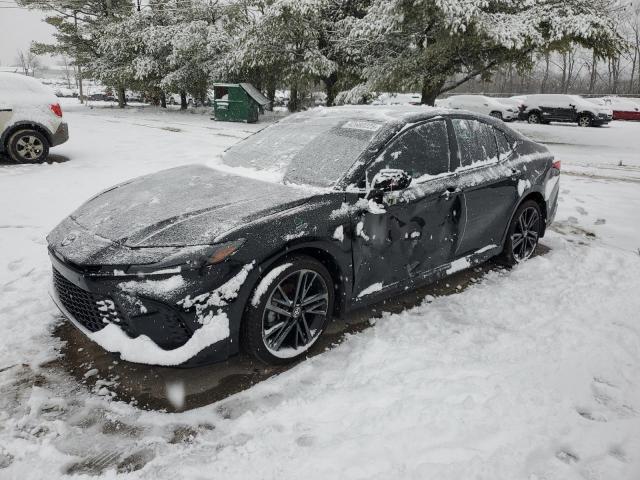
[50,245,550,412]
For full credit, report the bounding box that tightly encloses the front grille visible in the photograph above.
[53,268,119,332]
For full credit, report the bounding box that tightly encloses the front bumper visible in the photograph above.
[593,114,612,125]
[51,121,69,147]
[48,251,238,366]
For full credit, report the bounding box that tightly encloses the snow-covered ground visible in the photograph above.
[1,101,639,479]
[513,121,640,181]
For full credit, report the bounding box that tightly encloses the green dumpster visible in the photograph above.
[212,83,270,123]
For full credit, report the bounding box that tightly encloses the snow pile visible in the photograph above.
[89,311,230,366]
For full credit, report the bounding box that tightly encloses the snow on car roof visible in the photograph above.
[0,72,57,104]
[280,105,453,125]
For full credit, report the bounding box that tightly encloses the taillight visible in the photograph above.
[552,160,561,170]
[50,103,63,118]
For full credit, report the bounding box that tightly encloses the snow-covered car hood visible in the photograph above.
[577,99,612,115]
[48,165,315,264]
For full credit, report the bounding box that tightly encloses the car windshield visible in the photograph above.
[222,116,383,187]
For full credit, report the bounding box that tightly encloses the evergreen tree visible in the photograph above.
[341,0,624,104]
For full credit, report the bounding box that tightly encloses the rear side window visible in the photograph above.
[370,120,450,180]
[494,129,513,159]
[452,119,498,168]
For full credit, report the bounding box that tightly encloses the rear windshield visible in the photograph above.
[222,117,383,187]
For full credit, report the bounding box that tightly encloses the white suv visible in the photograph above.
[440,95,518,121]
[0,73,69,163]
[521,94,613,127]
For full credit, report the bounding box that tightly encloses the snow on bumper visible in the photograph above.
[50,284,230,366]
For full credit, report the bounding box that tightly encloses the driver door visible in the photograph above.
[350,119,464,299]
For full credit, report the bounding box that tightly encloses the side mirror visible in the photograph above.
[366,168,412,201]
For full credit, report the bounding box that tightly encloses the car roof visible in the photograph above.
[281,105,458,126]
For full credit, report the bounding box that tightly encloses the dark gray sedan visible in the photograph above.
[47,106,559,367]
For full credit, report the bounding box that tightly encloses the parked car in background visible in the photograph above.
[87,92,116,102]
[0,72,69,163]
[596,96,640,121]
[373,93,422,106]
[496,96,527,116]
[521,94,613,127]
[48,106,559,367]
[440,95,518,121]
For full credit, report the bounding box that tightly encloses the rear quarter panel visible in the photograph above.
[508,135,558,230]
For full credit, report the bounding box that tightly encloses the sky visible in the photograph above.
[0,1,54,66]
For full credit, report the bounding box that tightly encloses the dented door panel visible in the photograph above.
[350,179,464,299]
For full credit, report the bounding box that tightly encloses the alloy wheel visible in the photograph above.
[261,269,329,358]
[528,113,540,124]
[15,135,44,161]
[510,206,540,262]
[579,115,591,127]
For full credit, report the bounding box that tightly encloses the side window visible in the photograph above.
[452,119,498,168]
[494,129,513,159]
[369,120,450,181]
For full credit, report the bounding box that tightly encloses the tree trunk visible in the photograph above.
[588,51,597,94]
[541,52,550,93]
[267,83,276,105]
[117,86,126,109]
[77,66,84,104]
[180,91,187,110]
[420,77,444,106]
[323,72,338,107]
[288,85,298,112]
[160,91,167,108]
[629,47,637,94]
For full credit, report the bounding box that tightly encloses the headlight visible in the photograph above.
[126,239,245,274]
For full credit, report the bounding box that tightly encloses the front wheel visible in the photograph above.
[527,112,541,124]
[7,129,49,163]
[242,256,334,365]
[578,114,592,127]
[499,200,543,266]
[489,111,503,120]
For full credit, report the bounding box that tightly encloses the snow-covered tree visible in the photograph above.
[232,0,367,109]
[27,0,133,103]
[340,0,625,104]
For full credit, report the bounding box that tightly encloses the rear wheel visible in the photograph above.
[527,112,541,124]
[7,129,49,163]
[578,114,592,127]
[499,200,543,266]
[242,256,334,365]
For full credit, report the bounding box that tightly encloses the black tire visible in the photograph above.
[7,129,49,163]
[527,112,541,124]
[489,111,503,120]
[578,114,592,127]
[499,200,543,267]
[242,255,335,365]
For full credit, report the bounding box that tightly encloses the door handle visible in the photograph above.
[441,186,460,198]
